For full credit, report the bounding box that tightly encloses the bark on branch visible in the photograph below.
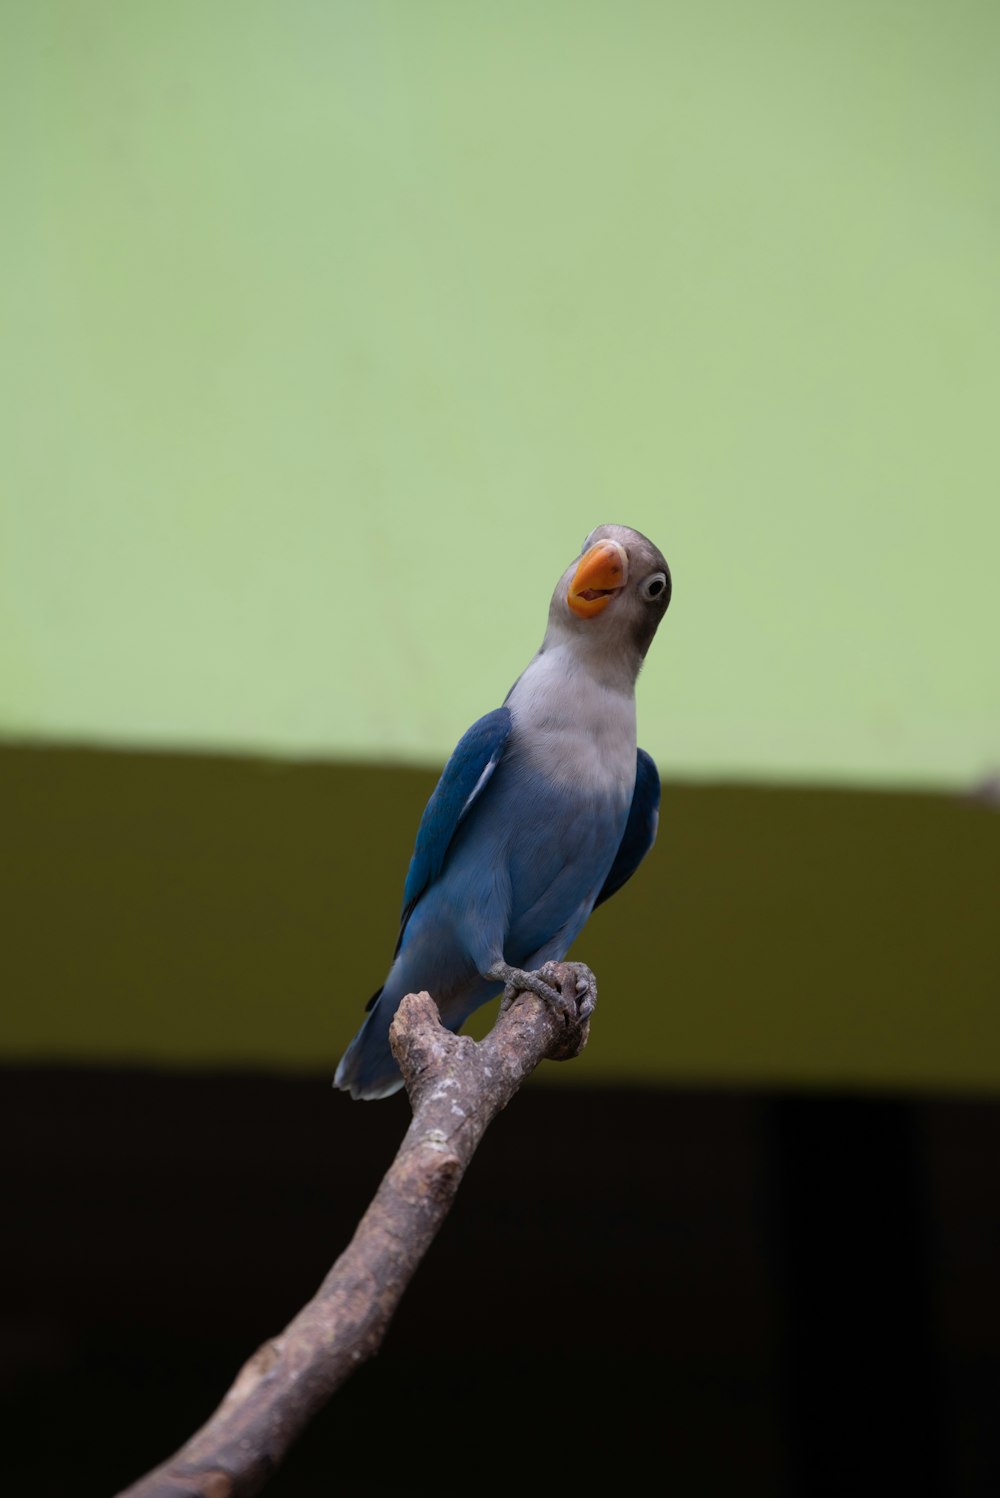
[116,961,595,1498]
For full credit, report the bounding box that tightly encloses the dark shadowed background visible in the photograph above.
[3,749,999,1495]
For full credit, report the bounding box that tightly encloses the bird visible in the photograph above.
[334,523,672,1100]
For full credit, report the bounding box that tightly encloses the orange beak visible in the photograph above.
[567,540,629,618]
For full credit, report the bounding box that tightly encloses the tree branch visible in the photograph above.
[116,961,595,1498]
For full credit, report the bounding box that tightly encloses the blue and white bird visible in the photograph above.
[334,523,672,1100]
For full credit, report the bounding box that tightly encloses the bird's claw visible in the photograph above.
[493,963,567,1018]
[490,960,597,1027]
[541,960,597,1024]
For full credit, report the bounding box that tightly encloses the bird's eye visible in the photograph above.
[640,572,668,601]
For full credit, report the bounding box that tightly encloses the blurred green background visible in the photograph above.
[2,1,998,1086]
[3,0,998,782]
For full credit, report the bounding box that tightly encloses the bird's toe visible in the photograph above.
[541,960,597,1023]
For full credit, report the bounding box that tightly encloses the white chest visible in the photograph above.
[506,647,637,802]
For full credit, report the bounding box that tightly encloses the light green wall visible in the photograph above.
[3,2,998,787]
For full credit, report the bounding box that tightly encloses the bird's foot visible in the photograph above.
[489,960,597,1027]
[552,961,598,1024]
[490,960,566,1017]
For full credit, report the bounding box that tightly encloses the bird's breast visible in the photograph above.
[506,651,637,805]
[511,719,635,807]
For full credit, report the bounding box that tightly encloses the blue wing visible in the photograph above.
[396,705,513,951]
[363,706,512,1013]
[592,748,660,909]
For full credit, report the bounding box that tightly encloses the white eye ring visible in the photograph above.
[640,572,668,601]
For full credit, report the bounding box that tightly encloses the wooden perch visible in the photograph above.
[116,961,595,1498]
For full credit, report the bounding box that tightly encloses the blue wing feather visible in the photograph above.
[593,748,660,909]
[396,705,513,949]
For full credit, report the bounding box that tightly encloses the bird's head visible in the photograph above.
[549,523,671,671]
